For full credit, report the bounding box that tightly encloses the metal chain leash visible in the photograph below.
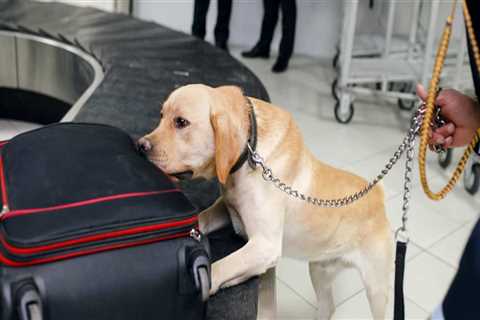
[398,99,449,238]
[247,103,441,212]
[397,117,417,241]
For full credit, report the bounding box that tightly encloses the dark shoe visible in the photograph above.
[272,58,289,73]
[215,41,229,52]
[241,45,270,58]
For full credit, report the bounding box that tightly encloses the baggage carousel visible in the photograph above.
[0,1,270,319]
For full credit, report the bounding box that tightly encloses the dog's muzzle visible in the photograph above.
[170,171,194,180]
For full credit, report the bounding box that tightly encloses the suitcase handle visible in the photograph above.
[16,283,43,320]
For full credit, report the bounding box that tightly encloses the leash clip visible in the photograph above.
[247,142,263,169]
[395,228,410,244]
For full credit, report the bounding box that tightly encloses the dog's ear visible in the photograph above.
[210,86,246,185]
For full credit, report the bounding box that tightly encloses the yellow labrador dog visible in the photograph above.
[139,84,392,319]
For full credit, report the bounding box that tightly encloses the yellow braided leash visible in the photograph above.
[419,0,480,200]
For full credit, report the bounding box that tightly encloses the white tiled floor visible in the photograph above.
[230,49,480,319]
[1,50,478,320]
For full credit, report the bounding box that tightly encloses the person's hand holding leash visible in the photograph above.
[416,84,480,149]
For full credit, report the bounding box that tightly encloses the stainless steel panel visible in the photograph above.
[0,36,18,88]
[0,31,104,121]
[16,37,92,105]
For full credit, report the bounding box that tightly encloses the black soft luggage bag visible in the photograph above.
[0,123,210,320]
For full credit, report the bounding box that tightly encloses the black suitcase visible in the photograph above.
[0,123,210,320]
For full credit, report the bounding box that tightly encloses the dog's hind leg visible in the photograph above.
[309,260,344,320]
[353,229,393,320]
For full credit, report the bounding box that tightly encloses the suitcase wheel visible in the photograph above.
[197,266,210,302]
[190,248,211,302]
[26,303,42,320]
[17,285,43,320]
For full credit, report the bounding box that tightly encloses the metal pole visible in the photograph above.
[453,29,467,89]
[338,0,359,115]
[384,0,396,58]
[421,0,440,87]
[408,0,421,61]
[114,0,131,14]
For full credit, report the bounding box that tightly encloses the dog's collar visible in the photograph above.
[230,96,258,174]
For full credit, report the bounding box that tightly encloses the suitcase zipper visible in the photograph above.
[0,229,194,267]
[189,228,202,242]
[0,189,180,221]
[0,155,9,216]
[1,215,198,256]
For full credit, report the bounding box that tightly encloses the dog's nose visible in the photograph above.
[137,137,153,153]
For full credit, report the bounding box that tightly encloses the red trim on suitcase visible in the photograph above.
[0,138,198,267]
[0,156,8,209]
[0,230,192,267]
[1,189,181,220]
[1,215,197,255]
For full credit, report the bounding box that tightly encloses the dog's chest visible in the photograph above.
[221,181,264,239]
[221,186,247,238]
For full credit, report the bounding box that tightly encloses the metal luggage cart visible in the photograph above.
[463,142,480,195]
[332,0,469,124]
[332,0,426,123]
[332,0,417,69]
[443,141,480,195]
[332,34,415,69]
[440,140,480,197]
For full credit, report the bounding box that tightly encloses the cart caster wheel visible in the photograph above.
[397,82,416,111]
[198,267,210,302]
[334,101,354,124]
[398,98,416,111]
[331,78,339,101]
[333,48,340,69]
[464,164,480,195]
[438,149,452,169]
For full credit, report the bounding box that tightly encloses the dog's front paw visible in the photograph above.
[209,268,223,296]
[209,280,220,296]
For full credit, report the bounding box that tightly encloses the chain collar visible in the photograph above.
[229,96,258,174]
[247,104,437,210]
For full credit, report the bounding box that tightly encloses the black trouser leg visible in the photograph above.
[278,0,296,60]
[214,0,232,46]
[256,0,281,51]
[442,219,480,319]
[192,0,211,39]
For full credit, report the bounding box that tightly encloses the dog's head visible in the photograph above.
[138,84,249,184]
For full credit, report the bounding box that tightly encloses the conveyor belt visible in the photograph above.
[0,1,269,319]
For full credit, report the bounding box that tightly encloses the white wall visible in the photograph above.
[134,0,343,58]
[36,1,462,59]
[134,0,461,59]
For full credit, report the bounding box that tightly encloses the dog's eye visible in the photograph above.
[174,117,190,129]
[160,112,163,120]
